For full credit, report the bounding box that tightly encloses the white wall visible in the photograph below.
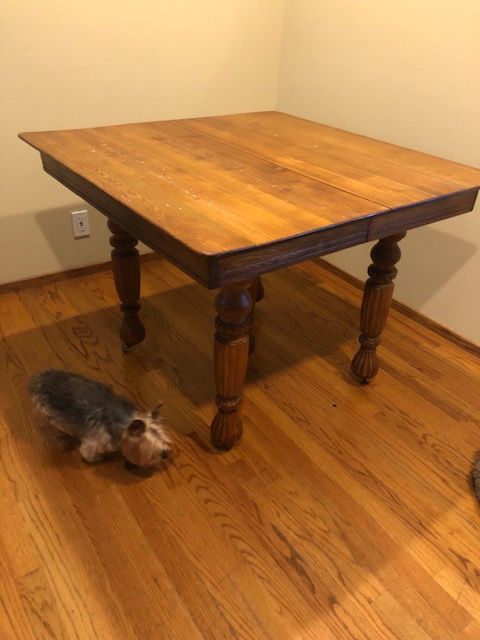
[1,0,285,283]
[278,0,480,343]
[3,1,480,343]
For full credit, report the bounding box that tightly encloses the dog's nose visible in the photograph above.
[160,449,169,460]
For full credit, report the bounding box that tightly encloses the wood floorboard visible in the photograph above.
[0,257,479,639]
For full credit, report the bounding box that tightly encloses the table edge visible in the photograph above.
[39,152,478,289]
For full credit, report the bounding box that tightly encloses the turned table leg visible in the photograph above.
[108,219,146,351]
[351,232,406,383]
[247,276,265,355]
[253,276,265,302]
[211,281,253,449]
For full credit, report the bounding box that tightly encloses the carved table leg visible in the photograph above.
[351,232,406,383]
[247,276,264,355]
[108,219,146,351]
[211,281,253,449]
[254,276,265,302]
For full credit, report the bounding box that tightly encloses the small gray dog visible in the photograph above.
[28,369,171,468]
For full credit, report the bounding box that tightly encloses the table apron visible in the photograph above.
[41,153,478,289]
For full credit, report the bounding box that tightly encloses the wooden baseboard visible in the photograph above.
[315,258,480,358]
[0,252,160,295]
[1,253,478,357]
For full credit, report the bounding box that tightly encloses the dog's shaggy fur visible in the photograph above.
[472,451,480,503]
[28,369,171,468]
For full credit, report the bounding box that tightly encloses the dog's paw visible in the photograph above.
[57,433,79,453]
[79,441,106,464]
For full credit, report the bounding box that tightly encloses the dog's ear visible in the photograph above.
[127,419,146,437]
[150,402,164,421]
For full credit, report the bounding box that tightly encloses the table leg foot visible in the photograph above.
[351,232,406,383]
[211,412,243,450]
[211,282,253,450]
[108,219,146,351]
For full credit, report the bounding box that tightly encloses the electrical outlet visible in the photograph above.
[71,209,90,238]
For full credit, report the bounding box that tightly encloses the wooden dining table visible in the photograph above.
[20,111,480,450]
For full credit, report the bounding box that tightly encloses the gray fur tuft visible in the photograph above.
[472,450,480,503]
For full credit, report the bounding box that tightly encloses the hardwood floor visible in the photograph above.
[1,257,479,640]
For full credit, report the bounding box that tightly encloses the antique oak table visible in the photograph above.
[20,112,480,449]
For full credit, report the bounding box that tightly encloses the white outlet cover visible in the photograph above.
[71,209,90,238]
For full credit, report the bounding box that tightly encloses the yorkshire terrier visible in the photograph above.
[28,369,171,469]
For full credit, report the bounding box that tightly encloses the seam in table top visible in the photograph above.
[174,119,479,213]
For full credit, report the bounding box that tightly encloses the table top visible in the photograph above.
[20,111,480,287]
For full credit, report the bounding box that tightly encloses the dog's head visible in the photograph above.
[121,403,171,468]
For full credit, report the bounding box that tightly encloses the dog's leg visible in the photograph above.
[52,430,79,452]
[38,413,78,452]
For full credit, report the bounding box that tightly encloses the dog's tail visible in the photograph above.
[27,372,43,396]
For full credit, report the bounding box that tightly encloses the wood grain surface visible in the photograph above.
[20,120,386,251]
[1,257,480,639]
[181,112,480,206]
[19,112,480,287]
